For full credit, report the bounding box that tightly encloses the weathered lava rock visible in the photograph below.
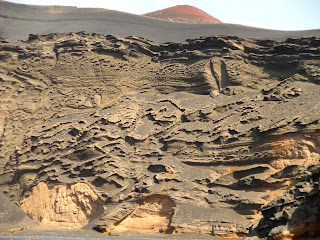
[245,165,320,240]
[0,32,320,238]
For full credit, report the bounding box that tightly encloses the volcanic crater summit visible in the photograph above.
[142,5,222,24]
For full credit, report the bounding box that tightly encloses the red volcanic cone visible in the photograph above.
[142,5,222,24]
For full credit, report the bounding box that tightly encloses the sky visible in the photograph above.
[7,0,320,30]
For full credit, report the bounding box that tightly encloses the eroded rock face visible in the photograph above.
[106,195,175,234]
[20,182,104,228]
[245,167,320,240]
[0,33,320,237]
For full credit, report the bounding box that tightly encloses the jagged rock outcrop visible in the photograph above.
[245,166,320,240]
[0,32,320,238]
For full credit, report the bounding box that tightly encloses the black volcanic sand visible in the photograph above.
[1,1,320,43]
[0,190,38,233]
[0,229,239,240]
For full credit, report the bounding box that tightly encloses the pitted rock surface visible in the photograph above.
[0,33,320,238]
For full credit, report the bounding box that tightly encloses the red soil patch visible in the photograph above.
[142,5,222,24]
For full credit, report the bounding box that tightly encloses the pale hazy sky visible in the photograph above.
[7,0,320,30]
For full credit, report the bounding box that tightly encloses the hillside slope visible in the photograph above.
[1,1,320,42]
[142,5,222,24]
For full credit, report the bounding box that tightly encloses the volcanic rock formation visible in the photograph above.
[0,32,320,239]
[142,5,222,24]
[20,182,104,228]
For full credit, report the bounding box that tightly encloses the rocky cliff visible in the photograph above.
[0,32,320,239]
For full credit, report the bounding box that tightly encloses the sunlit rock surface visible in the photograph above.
[20,182,104,228]
[0,32,320,238]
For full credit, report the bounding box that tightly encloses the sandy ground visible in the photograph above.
[0,229,240,240]
[1,1,320,43]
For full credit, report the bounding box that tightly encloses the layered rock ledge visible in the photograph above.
[0,32,320,238]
